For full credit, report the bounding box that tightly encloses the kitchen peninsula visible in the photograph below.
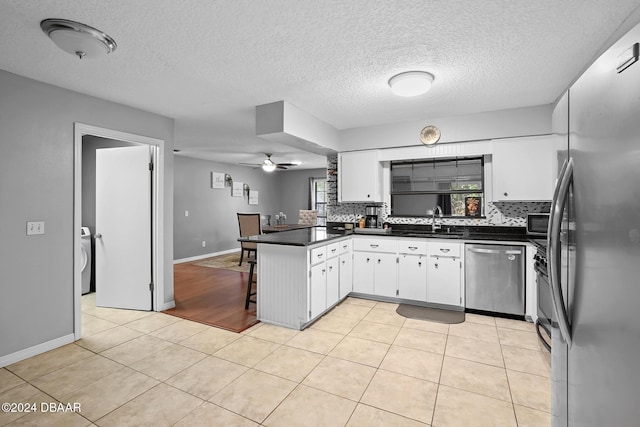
[240,225,534,330]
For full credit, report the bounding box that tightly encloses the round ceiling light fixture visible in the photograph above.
[40,18,117,59]
[262,157,277,172]
[388,71,435,97]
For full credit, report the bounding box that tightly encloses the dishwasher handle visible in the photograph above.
[467,247,522,255]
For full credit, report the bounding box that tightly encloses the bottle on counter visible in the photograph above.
[358,216,365,228]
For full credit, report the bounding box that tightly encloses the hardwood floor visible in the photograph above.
[167,262,258,333]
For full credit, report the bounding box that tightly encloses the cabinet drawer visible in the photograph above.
[326,242,340,258]
[397,240,427,255]
[338,239,352,254]
[353,237,397,253]
[310,246,327,265]
[429,242,461,257]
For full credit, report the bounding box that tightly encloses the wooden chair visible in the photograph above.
[237,213,261,266]
[298,209,318,225]
[245,259,257,309]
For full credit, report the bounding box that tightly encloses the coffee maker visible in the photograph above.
[365,206,380,228]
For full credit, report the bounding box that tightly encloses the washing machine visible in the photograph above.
[81,226,92,294]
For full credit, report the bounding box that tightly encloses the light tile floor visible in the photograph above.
[1,294,551,426]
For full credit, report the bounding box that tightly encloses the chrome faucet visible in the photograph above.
[431,205,443,232]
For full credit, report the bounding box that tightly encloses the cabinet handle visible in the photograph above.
[322,269,326,274]
[377,259,381,264]
[439,248,450,253]
[331,248,337,254]
[418,262,422,267]
[434,263,439,269]
[366,258,370,263]
[342,260,345,264]
[329,266,333,271]
[317,253,324,258]
[342,244,348,249]
[408,246,418,251]
[503,192,508,197]
[370,244,379,248]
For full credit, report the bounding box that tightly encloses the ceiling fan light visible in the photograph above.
[262,162,276,172]
[389,71,434,97]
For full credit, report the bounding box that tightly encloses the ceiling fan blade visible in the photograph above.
[239,162,261,167]
[276,165,288,170]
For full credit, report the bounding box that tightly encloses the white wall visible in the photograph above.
[339,104,553,151]
[0,70,174,361]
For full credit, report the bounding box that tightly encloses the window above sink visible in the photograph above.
[390,156,485,217]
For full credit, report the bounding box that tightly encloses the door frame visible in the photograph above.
[73,123,165,340]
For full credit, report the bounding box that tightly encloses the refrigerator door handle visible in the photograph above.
[548,157,573,347]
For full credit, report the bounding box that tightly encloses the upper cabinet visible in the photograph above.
[491,135,559,201]
[338,150,383,202]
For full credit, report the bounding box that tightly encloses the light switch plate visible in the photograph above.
[27,221,45,235]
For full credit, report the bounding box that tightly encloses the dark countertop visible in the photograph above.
[239,226,347,247]
[239,224,532,247]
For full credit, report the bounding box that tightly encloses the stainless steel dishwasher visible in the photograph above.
[465,243,525,316]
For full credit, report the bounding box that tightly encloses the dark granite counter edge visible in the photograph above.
[239,224,532,247]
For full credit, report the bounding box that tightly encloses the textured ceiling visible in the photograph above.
[1,0,639,169]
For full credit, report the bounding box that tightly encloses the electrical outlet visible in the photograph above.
[202,241,206,247]
[27,221,45,235]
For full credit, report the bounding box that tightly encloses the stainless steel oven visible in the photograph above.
[532,239,552,352]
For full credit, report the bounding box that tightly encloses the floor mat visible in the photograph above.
[193,252,252,273]
[396,304,465,324]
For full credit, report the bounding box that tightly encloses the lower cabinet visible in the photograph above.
[352,251,397,297]
[326,257,339,308]
[426,251,462,306]
[398,254,427,301]
[339,252,353,299]
[310,262,327,318]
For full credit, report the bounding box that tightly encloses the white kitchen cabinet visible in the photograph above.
[372,253,397,297]
[427,241,463,307]
[398,254,427,301]
[492,135,558,201]
[338,150,383,202]
[352,252,375,294]
[310,262,327,318]
[326,255,339,308]
[338,240,353,300]
[352,237,398,297]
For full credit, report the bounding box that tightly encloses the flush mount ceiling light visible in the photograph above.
[388,71,435,97]
[40,18,117,59]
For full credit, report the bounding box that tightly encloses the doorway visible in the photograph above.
[73,123,165,340]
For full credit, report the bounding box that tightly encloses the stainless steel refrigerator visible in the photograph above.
[548,19,640,427]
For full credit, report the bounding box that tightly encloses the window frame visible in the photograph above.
[389,156,485,218]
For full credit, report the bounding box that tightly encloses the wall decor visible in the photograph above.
[211,172,225,189]
[249,190,259,205]
[232,181,244,197]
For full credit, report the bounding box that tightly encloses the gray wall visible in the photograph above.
[174,156,281,259]
[0,70,174,360]
[82,136,136,237]
[173,157,326,260]
[275,168,327,222]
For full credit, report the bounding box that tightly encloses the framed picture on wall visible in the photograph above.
[249,190,259,205]
[232,181,243,197]
[211,172,225,189]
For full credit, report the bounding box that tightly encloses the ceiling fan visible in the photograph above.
[240,153,300,172]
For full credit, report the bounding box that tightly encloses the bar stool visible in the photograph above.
[245,259,257,309]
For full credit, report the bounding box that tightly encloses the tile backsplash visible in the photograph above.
[326,154,551,227]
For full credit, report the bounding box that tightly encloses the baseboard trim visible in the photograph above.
[174,248,240,264]
[0,334,75,368]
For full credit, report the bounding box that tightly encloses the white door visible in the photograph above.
[398,254,427,301]
[310,263,327,319]
[95,146,152,310]
[373,253,398,298]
